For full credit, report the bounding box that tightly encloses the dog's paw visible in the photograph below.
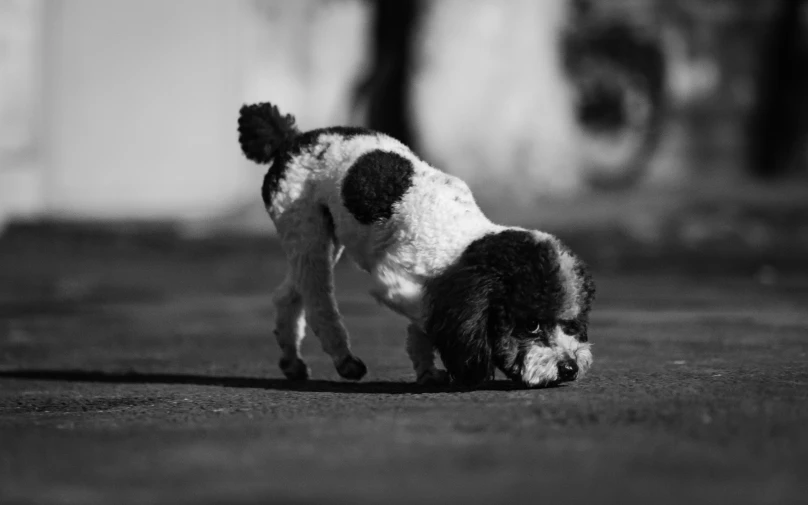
[279,357,310,381]
[335,354,367,381]
[416,368,450,387]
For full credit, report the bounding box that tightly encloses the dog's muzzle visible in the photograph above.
[556,358,579,382]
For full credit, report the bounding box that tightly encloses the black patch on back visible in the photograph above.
[261,126,377,206]
[341,150,414,225]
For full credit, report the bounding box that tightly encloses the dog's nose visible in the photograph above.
[557,359,578,382]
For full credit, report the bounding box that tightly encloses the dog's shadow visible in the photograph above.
[0,369,559,394]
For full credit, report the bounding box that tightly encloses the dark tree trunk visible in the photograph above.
[351,0,421,148]
[747,0,808,178]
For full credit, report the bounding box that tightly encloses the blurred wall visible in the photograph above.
[42,0,253,220]
[1,0,583,228]
[244,0,371,131]
[412,0,583,203]
[0,0,372,226]
[0,0,43,225]
[2,0,800,232]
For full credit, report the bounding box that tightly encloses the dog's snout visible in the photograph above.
[557,359,578,382]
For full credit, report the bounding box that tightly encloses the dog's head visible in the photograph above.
[424,229,595,388]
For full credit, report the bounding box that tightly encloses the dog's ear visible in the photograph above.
[572,259,596,342]
[424,265,495,387]
[576,260,596,315]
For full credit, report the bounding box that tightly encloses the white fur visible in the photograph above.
[521,325,592,387]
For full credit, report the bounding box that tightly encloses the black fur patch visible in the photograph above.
[464,230,565,321]
[261,126,376,206]
[341,150,414,225]
[238,103,300,165]
[424,230,568,386]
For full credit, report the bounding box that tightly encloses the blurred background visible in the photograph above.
[2,3,807,503]
[1,0,807,247]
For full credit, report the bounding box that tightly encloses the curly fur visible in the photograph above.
[238,103,300,164]
[238,101,596,388]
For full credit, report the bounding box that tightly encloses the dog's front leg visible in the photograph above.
[406,324,450,386]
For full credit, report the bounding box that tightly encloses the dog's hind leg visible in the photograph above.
[286,209,367,381]
[272,274,310,380]
[407,324,450,386]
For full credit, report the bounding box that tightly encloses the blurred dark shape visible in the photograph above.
[351,0,421,147]
[562,0,667,189]
[350,0,668,190]
[747,0,808,179]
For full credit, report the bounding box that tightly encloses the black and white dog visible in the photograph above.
[238,103,595,388]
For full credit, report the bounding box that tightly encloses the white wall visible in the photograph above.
[411,0,583,205]
[1,0,584,230]
[0,0,371,228]
[0,0,44,228]
[40,0,255,220]
[243,0,371,130]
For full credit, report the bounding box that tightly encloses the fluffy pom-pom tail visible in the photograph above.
[238,102,300,164]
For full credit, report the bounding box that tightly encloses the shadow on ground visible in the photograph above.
[0,369,537,394]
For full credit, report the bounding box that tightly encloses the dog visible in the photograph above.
[237,102,595,388]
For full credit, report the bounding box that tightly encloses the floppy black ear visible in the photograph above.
[574,259,596,317]
[424,266,495,387]
[568,258,596,342]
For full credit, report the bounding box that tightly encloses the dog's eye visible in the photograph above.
[526,319,544,334]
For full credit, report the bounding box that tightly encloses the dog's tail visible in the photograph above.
[238,102,301,164]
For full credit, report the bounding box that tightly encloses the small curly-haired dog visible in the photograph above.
[238,102,595,388]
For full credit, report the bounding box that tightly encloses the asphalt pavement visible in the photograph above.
[0,228,806,504]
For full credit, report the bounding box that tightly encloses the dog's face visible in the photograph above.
[424,229,595,388]
[491,314,593,388]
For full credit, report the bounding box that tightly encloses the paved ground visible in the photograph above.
[0,228,806,504]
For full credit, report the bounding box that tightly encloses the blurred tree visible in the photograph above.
[351,0,421,146]
[747,0,808,178]
[561,0,667,189]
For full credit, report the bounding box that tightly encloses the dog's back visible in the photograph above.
[238,103,409,225]
[238,103,498,319]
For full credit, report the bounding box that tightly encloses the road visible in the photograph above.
[1,228,806,504]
